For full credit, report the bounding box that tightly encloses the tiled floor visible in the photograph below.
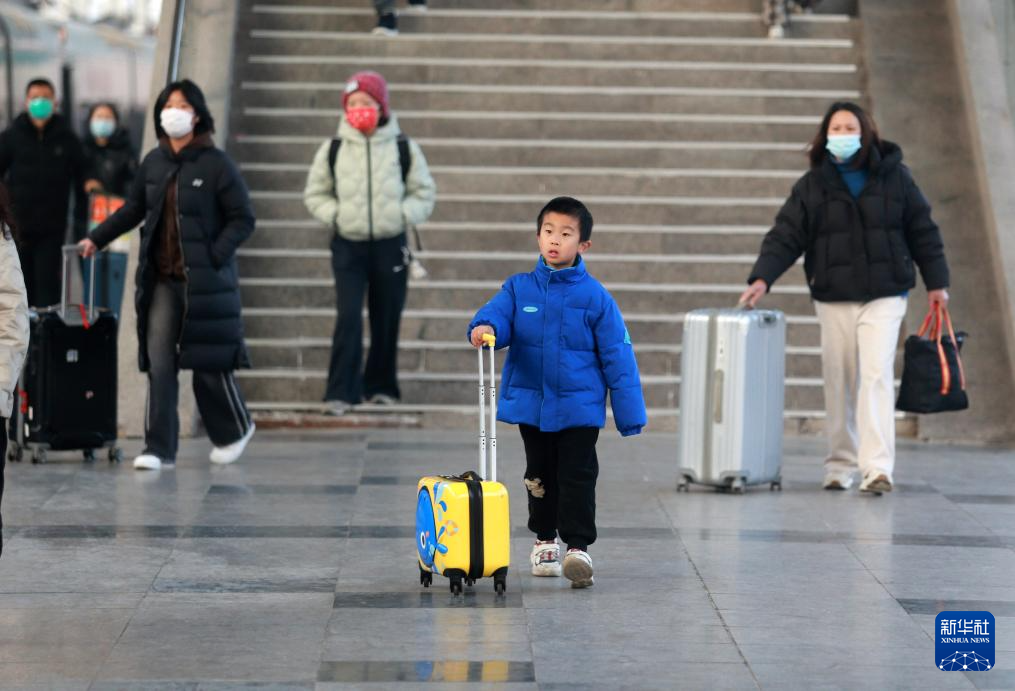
[1,430,1013,689]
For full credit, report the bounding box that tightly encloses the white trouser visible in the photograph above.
[813,296,907,478]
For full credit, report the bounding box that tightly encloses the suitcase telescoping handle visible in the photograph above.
[478,333,497,483]
[61,244,96,324]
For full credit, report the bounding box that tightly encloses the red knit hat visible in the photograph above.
[342,71,389,118]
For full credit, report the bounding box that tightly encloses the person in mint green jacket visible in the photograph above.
[303,71,436,415]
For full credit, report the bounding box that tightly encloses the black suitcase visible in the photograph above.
[7,247,122,464]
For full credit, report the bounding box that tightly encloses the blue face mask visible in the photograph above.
[90,118,116,139]
[826,134,862,161]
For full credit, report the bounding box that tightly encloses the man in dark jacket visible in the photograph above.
[0,78,96,307]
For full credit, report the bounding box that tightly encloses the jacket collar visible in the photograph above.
[817,139,904,191]
[534,254,587,284]
[337,113,402,143]
[14,112,68,138]
[158,132,215,161]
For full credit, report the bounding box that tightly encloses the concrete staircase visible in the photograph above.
[227,0,865,431]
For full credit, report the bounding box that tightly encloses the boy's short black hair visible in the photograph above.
[25,78,56,96]
[537,196,593,242]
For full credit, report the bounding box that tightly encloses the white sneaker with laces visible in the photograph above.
[133,454,162,471]
[530,539,561,577]
[562,548,594,588]
[822,469,854,490]
[210,423,256,465]
[325,400,353,416]
[768,24,785,39]
[369,393,398,406]
[859,471,893,494]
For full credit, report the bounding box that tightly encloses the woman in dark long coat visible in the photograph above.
[740,101,950,494]
[79,80,256,471]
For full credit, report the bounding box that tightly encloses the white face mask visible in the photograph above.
[160,107,195,139]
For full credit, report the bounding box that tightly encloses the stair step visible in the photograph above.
[245,223,775,256]
[232,135,812,170]
[241,164,803,198]
[243,30,855,64]
[239,112,822,146]
[238,82,861,117]
[246,7,854,40]
[238,59,859,93]
[246,336,829,378]
[241,308,822,347]
[234,367,828,410]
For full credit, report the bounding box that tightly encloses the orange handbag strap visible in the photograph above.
[921,303,966,395]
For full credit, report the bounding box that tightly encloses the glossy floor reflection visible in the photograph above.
[1,430,1013,689]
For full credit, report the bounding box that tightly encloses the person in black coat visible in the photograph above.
[740,101,950,495]
[82,102,138,198]
[0,78,97,307]
[79,80,256,471]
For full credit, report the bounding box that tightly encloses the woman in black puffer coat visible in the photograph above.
[741,101,950,495]
[82,102,138,198]
[79,80,256,471]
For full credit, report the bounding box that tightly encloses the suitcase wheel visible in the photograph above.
[465,578,476,588]
[676,476,691,492]
[6,442,22,463]
[729,478,745,494]
[494,576,506,595]
[419,565,432,588]
[83,449,96,463]
[108,447,123,464]
[449,577,463,596]
[31,448,47,465]
[770,481,782,492]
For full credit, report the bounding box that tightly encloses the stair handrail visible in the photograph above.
[167,0,187,82]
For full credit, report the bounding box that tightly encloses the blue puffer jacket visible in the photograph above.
[468,256,647,436]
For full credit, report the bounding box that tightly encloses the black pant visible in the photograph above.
[145,280,253,460]
[519,425,600,551]
[325,233,408,403]
[1,417,6,557]
[17,237,63,309]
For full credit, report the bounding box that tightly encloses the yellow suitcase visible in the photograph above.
[416,335,510,594]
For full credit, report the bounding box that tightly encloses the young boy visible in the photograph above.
[468,196,647,588]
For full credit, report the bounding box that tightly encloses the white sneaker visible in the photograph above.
[767,24,785,39]
[822,469,854,490]
[860,471,893,494]
[210,423,256,465]
[325,400,353,416]
[562,548,594,588]
[368,393,398,406]
[530,539,561,577]
[133,454,161,471]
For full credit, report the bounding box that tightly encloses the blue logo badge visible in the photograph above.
[936,611,994,671]
[523,306,539,313]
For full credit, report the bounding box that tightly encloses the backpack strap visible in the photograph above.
[328,138,341,184]
[327,135,411,183]
[396,133,411,183]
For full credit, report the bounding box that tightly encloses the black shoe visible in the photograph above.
[372,12,398,35]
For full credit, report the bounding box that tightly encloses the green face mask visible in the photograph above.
[27,97,54,120]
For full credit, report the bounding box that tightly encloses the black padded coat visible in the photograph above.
[89,137,255,372]
[748,141,950,302]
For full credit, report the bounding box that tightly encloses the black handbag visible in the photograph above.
[896,305,968,414]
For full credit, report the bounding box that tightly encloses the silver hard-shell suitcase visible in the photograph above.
[677,308,785,493]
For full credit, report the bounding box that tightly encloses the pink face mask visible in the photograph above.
[346,106,379,133]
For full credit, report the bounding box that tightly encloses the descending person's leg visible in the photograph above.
[325,234,368,411]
